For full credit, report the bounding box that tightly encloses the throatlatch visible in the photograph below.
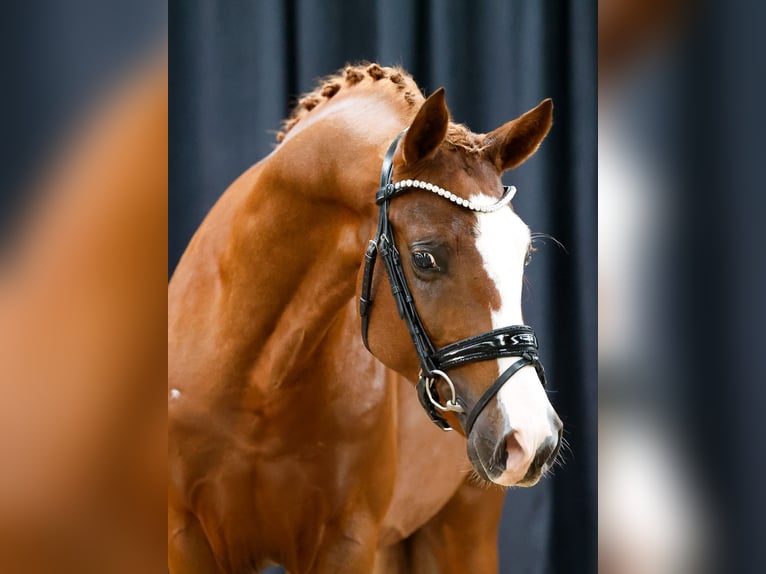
[359,131,546,433]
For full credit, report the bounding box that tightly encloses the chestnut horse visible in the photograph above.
[169,64,561,573]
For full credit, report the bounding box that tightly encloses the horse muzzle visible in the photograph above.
[469,409,563,487]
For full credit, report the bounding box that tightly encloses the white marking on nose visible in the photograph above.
[170,388,181,400]
[470,193,553,448]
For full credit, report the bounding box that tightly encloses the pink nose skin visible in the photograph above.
[494,430,536,485]
[493,426,561,486]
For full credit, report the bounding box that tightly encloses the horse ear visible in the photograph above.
[402,87,449,164]
[484,98,553,172]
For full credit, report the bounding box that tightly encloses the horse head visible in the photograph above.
[360,88,562,487]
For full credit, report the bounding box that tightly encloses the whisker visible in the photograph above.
[530,231,569,254]
[465,466,496,490]
[545,432,572,473]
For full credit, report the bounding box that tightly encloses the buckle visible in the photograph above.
[375,183,396,204]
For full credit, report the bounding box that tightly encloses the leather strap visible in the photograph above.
[432,325,538,371]
[464,357,533,437]
[359,240,377,351]
[378,232,437,372]
[359,131,407,352]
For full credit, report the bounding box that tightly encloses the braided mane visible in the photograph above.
[276,62,485,153]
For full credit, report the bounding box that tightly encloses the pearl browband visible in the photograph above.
[376,179,517,213]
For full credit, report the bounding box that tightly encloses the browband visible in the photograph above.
[359,131,546,433]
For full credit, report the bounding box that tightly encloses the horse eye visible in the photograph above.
[412,251,438,270]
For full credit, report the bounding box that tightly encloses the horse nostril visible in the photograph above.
[494,441,508,470]
[493,430,526,473]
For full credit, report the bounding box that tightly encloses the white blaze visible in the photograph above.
[470,194,553,453]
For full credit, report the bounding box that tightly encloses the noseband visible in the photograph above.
[359,131,547,434]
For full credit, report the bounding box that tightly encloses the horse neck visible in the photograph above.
[275,88,414,211]
[183,92,410,397]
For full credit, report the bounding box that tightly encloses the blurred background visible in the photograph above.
[4,0,765,572]
[1,2,167,573]
[170,1,596,573]
[599,0,766,572]
[0,0,165,248]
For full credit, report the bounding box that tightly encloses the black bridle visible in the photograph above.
[359,131,546,434]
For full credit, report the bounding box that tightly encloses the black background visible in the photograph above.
[169,1,596,572]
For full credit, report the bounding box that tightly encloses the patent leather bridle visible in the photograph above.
[359,131,546,434]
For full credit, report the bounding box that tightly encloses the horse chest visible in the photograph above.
[378,376,470,546]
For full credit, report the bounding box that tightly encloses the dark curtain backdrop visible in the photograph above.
[169,1,596,572]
